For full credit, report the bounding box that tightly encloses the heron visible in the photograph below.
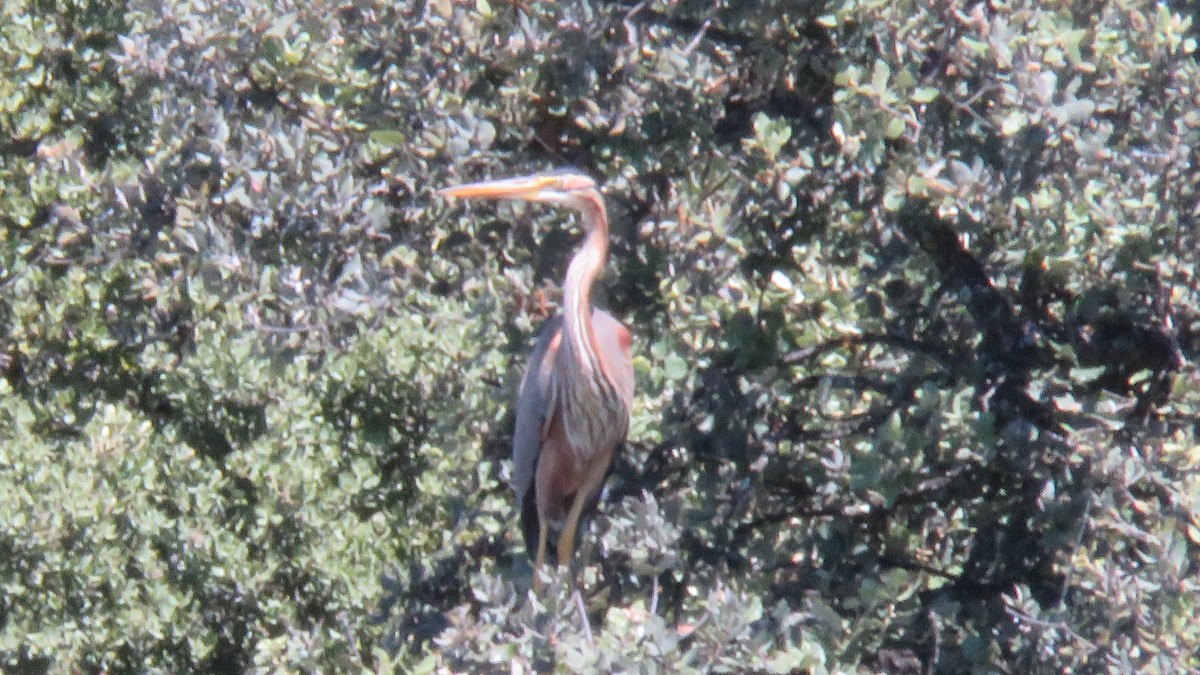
[439,171,635,589]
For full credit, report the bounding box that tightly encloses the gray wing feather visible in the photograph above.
[511,315,563,503]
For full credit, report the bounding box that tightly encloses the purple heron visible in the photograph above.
[440,171,634,586]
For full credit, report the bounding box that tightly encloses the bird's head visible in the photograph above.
[439,170,604,223]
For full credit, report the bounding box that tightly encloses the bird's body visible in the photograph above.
[514,310,633,565]
[439,172,634,581]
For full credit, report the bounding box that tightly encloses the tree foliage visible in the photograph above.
[1,0,1198,672]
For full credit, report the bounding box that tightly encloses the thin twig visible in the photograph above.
[573,589,595,647]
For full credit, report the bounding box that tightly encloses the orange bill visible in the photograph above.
[438,174,559,200]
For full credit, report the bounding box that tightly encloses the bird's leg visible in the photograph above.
[555,445,615,566]
[534,519,549,594]
[556,494,585,568]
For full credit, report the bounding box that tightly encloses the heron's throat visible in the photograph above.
[562,226,608,381]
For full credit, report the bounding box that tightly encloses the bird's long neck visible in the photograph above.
[554,194,628,456]
[562,197,608,381]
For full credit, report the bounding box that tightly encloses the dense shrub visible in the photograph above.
[1,0,1197,671]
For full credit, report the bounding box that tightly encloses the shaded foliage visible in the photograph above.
[1,0,1198,672]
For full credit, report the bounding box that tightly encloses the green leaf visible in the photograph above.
[1070,365,1106,382]
[1001,111,1026,136]
[911,86,939,103]
[871,59,891,93]
[663,354,689,380]
[369,129,407,146]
